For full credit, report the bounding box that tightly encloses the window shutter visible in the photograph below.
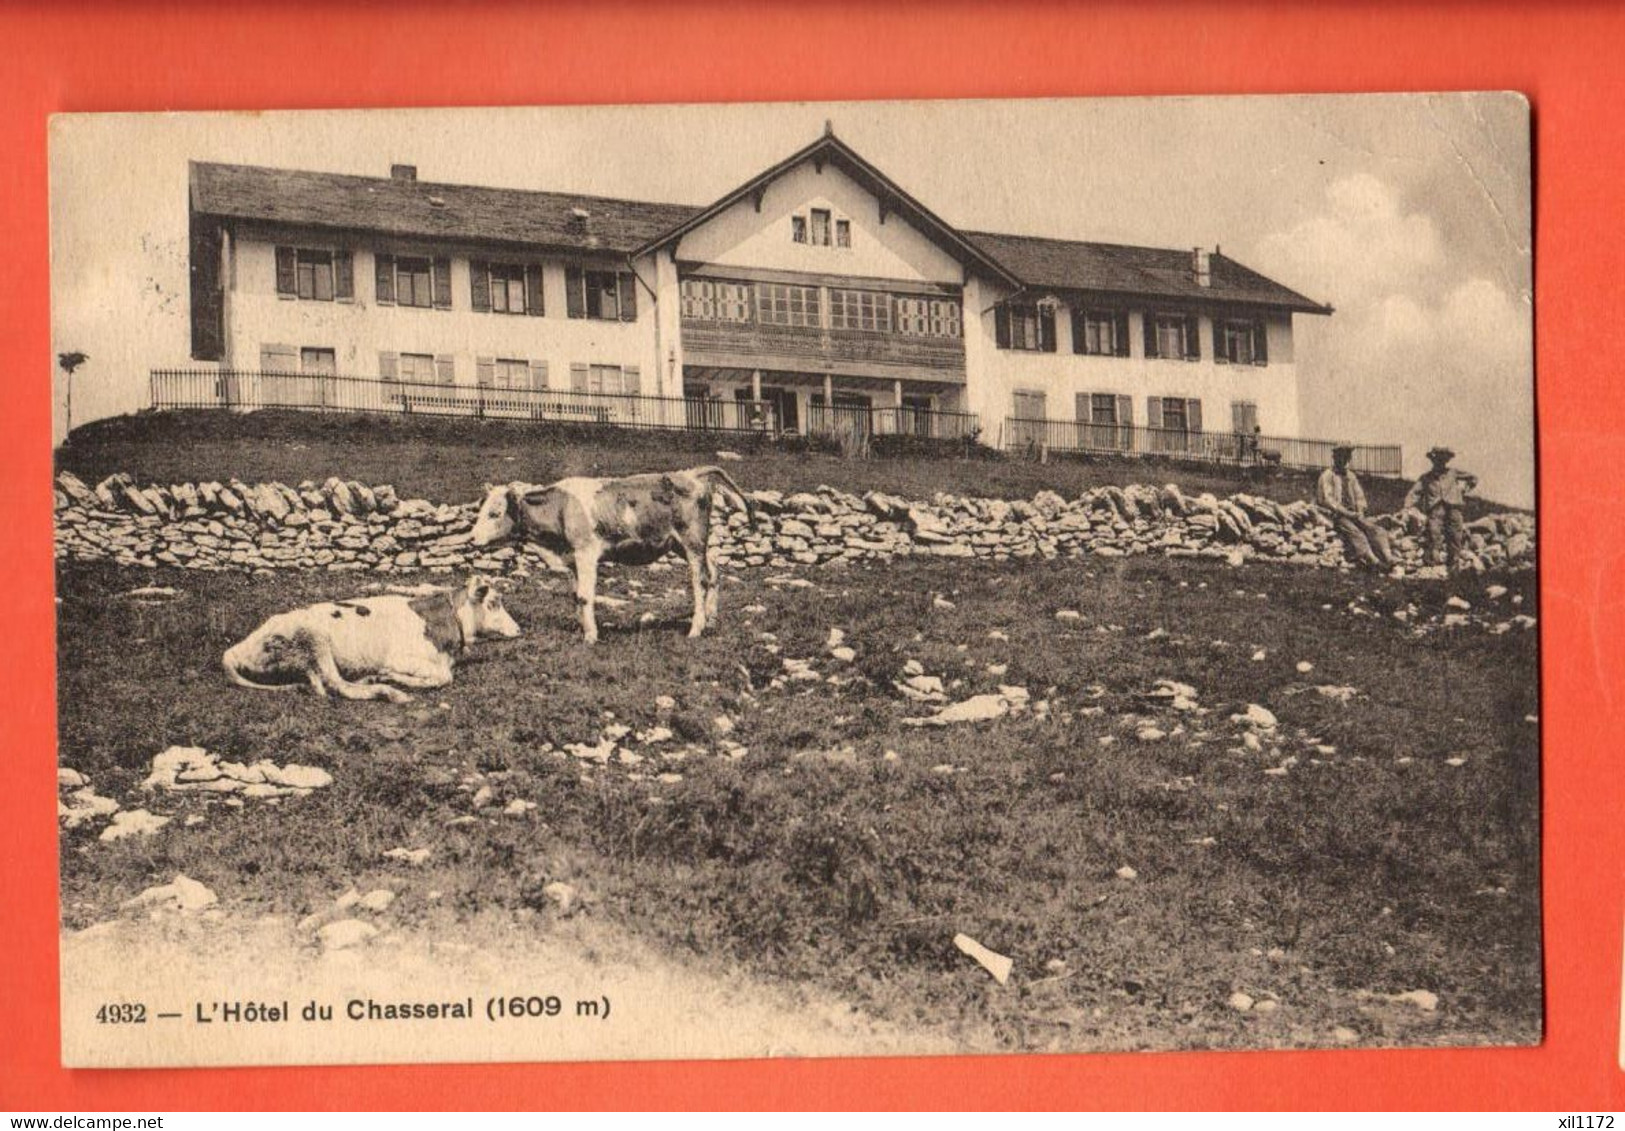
[1253,319,1269,365]
[259,344,297,373]
[375,254,395,304]
[1071,310,1085,355]
[1184,314,1201,360]
[1143,314,1159,359]
[1114,311,1131,357]
[475,357,494,388]
[378,351,399,381]
[622,364,642,395]
[1232,401,1248,432]
[529,360,549,390]
[1186,398,1203,433]
[1075,392,1091,423]
[570,362,589,392]
[618,273,638,322]
[1116,394,1133,426]
[469,261,490,312]
[526,265,544,316]
[432,258,452,309]
[1147,396,1164,430]
[995,304,1010,349]
[565,267,585,319]
[1039,307,1057,352]
[434,355,454,384]
[334,251,354,300]
[275,247,297,296]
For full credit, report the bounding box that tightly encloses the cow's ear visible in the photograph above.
[466,575,490,601]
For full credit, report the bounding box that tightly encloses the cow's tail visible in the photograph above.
[692,465,755,526]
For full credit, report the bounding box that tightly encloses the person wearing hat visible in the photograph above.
[1405,446,1479,572]
[1316,442,1395,571]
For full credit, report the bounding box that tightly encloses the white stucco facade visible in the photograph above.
[157,138,1330,452]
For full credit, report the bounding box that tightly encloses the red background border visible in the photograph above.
[4,0,1622,1111]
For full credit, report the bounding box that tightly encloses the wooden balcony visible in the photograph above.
[681,319,966,383]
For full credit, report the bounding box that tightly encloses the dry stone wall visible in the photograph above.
[53,471,1536,577]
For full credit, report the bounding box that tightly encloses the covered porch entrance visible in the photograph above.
[681,366,974,439]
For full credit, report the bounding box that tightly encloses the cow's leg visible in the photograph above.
[703,547,720,619]
[573,549,601,644]
[685,546,707,638]
[302,629,411,703]
[374,653,454,689]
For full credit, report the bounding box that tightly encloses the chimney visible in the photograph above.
[570,206,592,229]
[390,164,418,182]
[1192,247,1212,288]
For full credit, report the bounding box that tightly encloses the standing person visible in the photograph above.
[1405,446,1479,572]
[1316,443,1395,571]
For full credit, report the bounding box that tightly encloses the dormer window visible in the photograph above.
[791,216,807,244]
[810,209,831,247]
[835,219,851,248]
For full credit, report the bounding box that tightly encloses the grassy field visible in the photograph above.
[56,409,1479,518]
[57,543,1541,1051]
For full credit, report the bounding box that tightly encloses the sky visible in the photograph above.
[50,94,1534,506]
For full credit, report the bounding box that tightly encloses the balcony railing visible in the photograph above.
[151,369,779,433]
[681,319,966,377]
[1002,415,1403,475]
[148,369,983,441]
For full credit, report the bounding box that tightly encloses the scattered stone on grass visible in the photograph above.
[952,933,1013,985]
[1391,989,1439,1012]
[1228,992,1255,1012]
[99,809,170,841]
[317,919,379,950]
[60,785,120,829]
[1232,704,1279,730]
[122,874,217,913]
[383,847,432,866]
[542,881,579,914]
[1295,661,1314,674]
[1115,865,1139,881]
[357,889,396,913]
[902,690,1024,727]
[143,746,330,798]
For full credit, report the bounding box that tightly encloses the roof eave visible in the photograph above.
[632,133,1021,288]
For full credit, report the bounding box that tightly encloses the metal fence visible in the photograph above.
[805,403,981,441]
[1001,415,1403,475]
[149,369,983,441]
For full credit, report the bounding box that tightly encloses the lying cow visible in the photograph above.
[222,576,520,703]
[470,466,752,643]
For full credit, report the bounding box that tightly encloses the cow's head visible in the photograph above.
[470,484,517,546]
[462,575,521,640]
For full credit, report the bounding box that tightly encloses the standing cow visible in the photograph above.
[470,466,752,643]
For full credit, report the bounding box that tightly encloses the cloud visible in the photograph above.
[1253,173,1443,309]
[1255,174,1533,507]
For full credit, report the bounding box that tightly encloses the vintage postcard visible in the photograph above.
[50,94,1536,1067]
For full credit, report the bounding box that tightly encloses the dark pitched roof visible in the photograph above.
[964,230,1331,313]
[190,161,702,255]
[189,154,1329,313]
[632,131,1021,288]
